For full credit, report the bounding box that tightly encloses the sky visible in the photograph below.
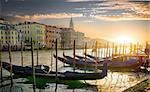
[0,0,150,43]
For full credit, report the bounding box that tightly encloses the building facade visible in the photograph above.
[45,25,61,48]
[0,22,18,49]
[15,22,46,47]
[60,28,84,49]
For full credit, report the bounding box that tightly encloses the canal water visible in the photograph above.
[0,49,149,92]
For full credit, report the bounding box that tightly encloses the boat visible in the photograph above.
[62,54,102,66]
[2,62,49,75]
[2,61,107,80]
[85,54,111,61]
[63,53,96,63]
[58,54,147,72]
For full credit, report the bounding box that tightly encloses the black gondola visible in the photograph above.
[2,61,107,80]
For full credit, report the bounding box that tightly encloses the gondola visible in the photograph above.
[58,54,146,72]
[2,61,107,80]
[62,54,103,66]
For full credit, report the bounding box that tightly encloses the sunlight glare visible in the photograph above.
[116,36,133,43]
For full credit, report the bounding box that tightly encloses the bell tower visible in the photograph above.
[69,17,74,29]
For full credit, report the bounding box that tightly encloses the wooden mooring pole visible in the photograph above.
[84,42,87,73]
[50,44,53,72]
[73,40,75,72]
[31,38,36,92]
[112,42,114,58]
[55,39,58,80]
[0,40,2,84]
[106,42,109,58]
[119,43,121,57]
[8,44,13,87]
[95,41,98,72]
[36,42,39,66]
[21,41,24,66]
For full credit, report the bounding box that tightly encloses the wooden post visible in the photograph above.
[106,42,109,58]
[103,44,106,58]
[133,44,136,54]
[63,42,65,67]
[0,39,2,83]
[50,43,53,71]
[83,43,84,57]
[95,41,98,72]
[112,42,114,58]
[84,42,87,73]
[136,42,139,62]
[36,42,39,66]
[100,44,103,59]
[73,40,75,72]
[21,41,23,66]
[130,43,132,54]
[119,43,121,57]
[31,38,36,92]
[95,41,98,58]
[8,44,13,87]
[98,43,100,59]
[122,43,125,55]
[55,39,58,80]
[115,45,117,55]
[108,42,111,57]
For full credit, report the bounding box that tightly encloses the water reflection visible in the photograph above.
[0,49,149,92]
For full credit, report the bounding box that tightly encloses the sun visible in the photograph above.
[116,36,133,44]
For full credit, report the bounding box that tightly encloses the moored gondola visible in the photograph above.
[2,61,107,80]
[59,53,148,72]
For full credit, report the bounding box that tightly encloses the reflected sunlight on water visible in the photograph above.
[0,49,149,92]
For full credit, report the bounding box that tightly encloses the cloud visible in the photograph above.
[15,13,83,21]
[82,20,95,22]
[66,0,105,2]
[94,13,150,21]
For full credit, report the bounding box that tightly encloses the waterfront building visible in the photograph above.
[0,21,18,49]
[15,22,46,47]
[60,17,85,49]
[60,28,84,49]
[45,25,61,48]
[76,31,85,48]
[84,37,95,48]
